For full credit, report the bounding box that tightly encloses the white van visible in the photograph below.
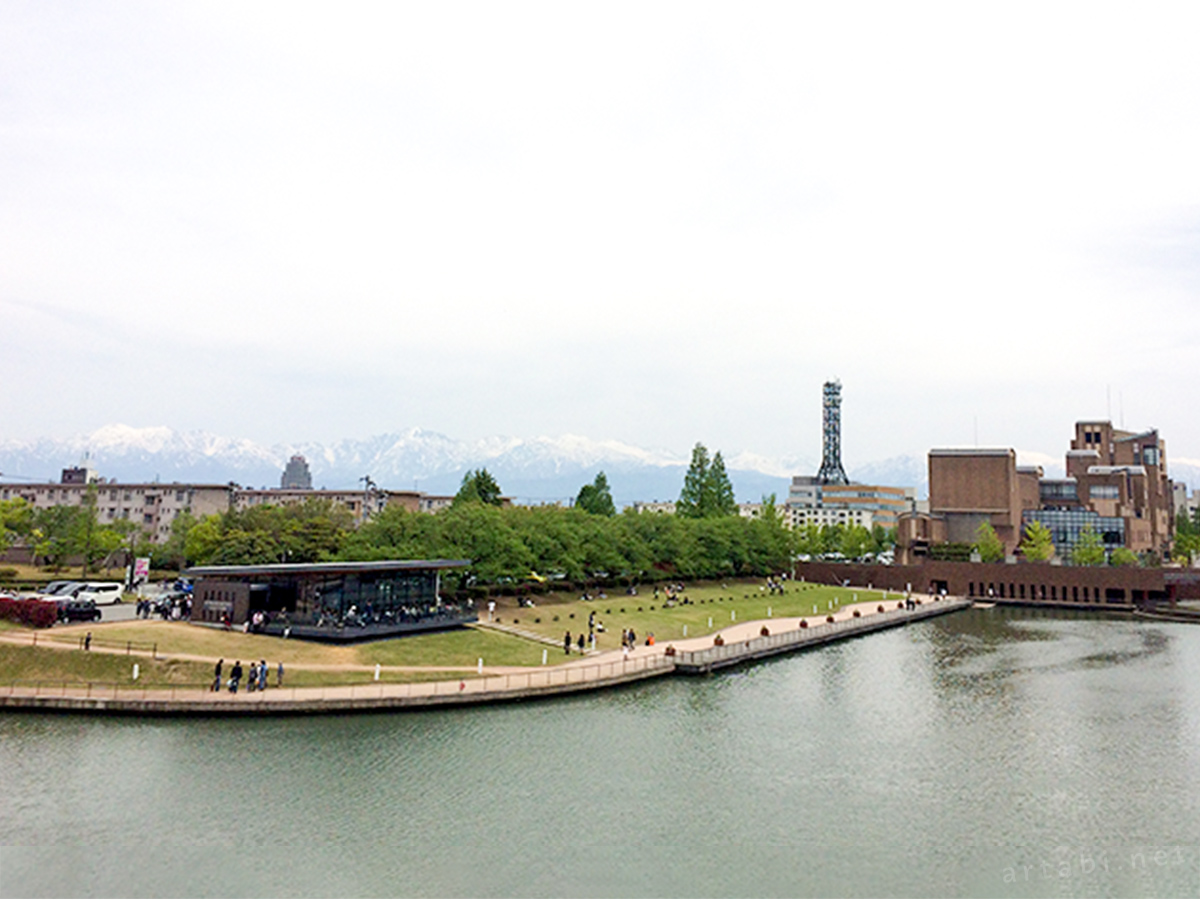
[73,582,125,605]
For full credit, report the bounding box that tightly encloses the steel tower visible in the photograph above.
[816,379,850,485]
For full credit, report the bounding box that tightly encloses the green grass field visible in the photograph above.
[0,577,899,687]
[0,642,211,688]
[496,578,900,648]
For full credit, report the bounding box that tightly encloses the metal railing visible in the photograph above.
[8,630,159,658]
[0,653,676,705]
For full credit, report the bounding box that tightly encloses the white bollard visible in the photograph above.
[542,648,548,666]
[768,606,772,618]
[132,664,139,681]
[477,658,483,675]
[731,610,736,622]
[814,605,817,614]
[853,593,857,603]
[708,617,713,629]
[683,625,688,637]
[374,664,381,681]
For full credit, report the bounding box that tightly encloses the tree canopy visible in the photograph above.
[677,443,738,518]
[453,469,504,507]
[1071,525,1106,566]
[1020,520,1055,561]
[575,471,616,517]
[973,521,1005,563]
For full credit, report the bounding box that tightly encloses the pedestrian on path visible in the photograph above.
[564,630,572,654]
[230,661,242,693]
[276,661,284,687]
[84,632,92,651]
[577,633,585,654]
[212,659,223,692]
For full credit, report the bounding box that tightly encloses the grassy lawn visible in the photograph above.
[29,619,551,670]
[355,626,548,668]
[0,642,211,688]
[0,576,898,687]
[495,578,902,649]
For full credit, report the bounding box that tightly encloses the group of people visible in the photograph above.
[763,575,789,596]
[212,657,283,694]
[561,610,609,655]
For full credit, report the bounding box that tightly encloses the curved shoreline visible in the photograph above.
[0,597,971,716]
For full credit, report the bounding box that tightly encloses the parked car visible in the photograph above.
[73,582,124,605]
[56,599,102,623]
[41,581,85,597]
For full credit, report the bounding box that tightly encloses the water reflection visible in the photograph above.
[3,607,1200,897]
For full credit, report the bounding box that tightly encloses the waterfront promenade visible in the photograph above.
[0,594,970,715]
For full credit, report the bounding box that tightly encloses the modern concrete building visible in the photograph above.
[901,419,1177,565]
[787,476,912,531]
[0,472,233,543]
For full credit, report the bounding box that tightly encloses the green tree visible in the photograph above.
[575,471,616,517]
[1174,512,1200,564]
[677,443,712,518]
[678,443,737,518]
[1110,546,1140,567]
[1071,524,1106,566]
[0,498,33,548]
[973,521,1005,563]
[706,451,737,517]
[1020,520,1055,561]
[794,522,823,558]
[453,469,504,507]
[840,524,874,560]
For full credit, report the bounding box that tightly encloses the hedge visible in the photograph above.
[0,597,58,629]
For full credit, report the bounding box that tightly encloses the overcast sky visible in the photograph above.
[4,2,1200,473]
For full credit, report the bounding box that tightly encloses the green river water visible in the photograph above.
[2,606,1199,897]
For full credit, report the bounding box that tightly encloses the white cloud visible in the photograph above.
[3,2,1200,463]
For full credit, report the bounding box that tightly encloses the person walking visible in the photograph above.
[258,660,268,691]
[276,661,284,688]
[212,658,223,692]
[577,633,585,654]
[84,632,92,652]
[563,630,572,655]
[229,660,242,693]
[247,661,258,693]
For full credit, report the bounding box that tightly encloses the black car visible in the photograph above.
[57,599,102,623]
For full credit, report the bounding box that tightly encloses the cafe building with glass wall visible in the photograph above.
[186,559,472,642]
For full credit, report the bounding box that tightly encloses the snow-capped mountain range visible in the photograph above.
[0,425,810,507]
[7,425,1194,509]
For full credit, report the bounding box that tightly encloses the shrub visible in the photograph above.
[800,619,808,628]
[852,610,861,618]
[0,597,56,629]
[0,567,18,581]
[826,615,835,623]
[877,605,885,613]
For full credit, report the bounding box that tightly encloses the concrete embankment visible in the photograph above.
[672,598,972,674]
[0,597,972,716]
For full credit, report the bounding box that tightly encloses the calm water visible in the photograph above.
[2,607,1200,898]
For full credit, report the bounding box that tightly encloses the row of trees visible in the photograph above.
[972,521,1143,566]
[1,491,149,576]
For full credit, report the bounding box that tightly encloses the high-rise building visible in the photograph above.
[280,455,313,490]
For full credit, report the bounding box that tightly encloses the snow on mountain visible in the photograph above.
[0,424,944,507]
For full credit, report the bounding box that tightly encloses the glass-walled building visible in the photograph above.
[187,559,472,642]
